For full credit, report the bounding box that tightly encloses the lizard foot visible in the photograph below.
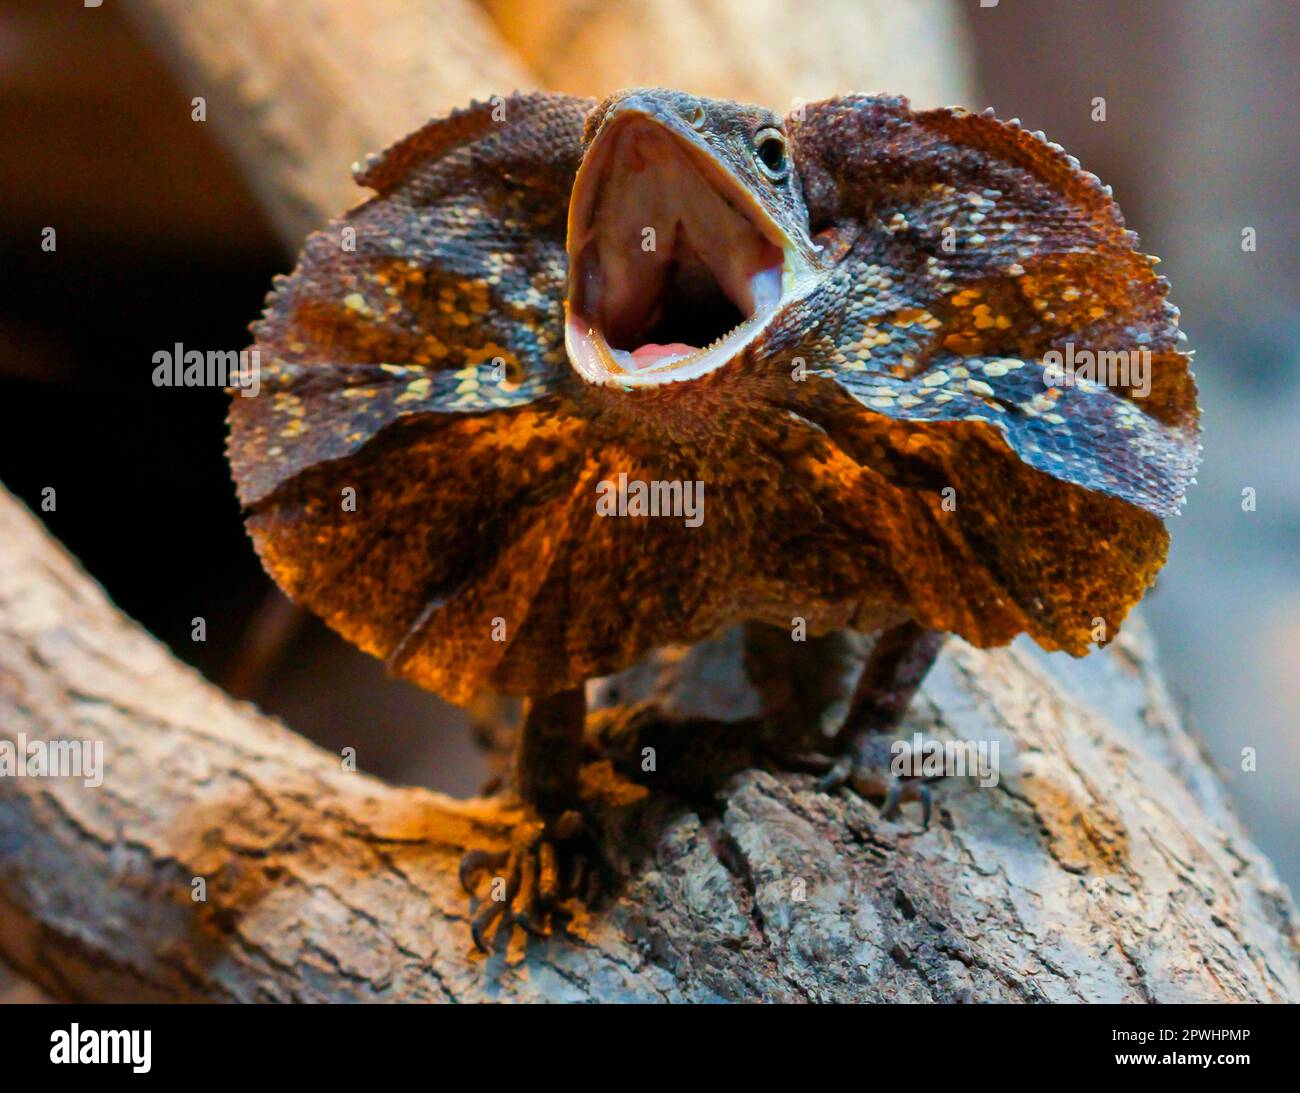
[783,620,945,827]
[459,807,595,951]
[811,732,933,828]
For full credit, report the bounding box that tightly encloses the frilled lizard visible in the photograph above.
[227,89,1200,949]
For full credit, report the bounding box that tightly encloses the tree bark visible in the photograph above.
[1,486,1297,1001]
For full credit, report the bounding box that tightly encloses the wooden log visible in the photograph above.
[123,0,976,251]
[1,486,1297,1001]
[121,0,537,248]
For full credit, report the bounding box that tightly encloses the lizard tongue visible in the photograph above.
[628,342,698,368]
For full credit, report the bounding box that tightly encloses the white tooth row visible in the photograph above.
[567,298,780,385]
[595,263,785,374]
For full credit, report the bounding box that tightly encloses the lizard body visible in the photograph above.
[227,89,1199,948]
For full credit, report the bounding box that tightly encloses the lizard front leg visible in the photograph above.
[815,621,946,824]
[758,621,945,826]
[459,686,592,950]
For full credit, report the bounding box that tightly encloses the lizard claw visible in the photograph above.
[459,847,508,891]
[459,807,595,952]
[880,778,932,828]
[815,752,855,794]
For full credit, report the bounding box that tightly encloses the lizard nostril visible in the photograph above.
[686,102,706,130]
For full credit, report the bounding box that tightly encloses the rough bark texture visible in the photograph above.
[1,487,1297,1002]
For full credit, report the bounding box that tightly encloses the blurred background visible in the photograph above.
[0,0,1294,946]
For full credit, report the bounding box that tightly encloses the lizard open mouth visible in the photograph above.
[565,104,806,387]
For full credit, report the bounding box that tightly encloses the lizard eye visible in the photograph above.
[754,128,788,180]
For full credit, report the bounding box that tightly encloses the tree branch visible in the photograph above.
[122,0,537,248]
[1,486,1297,1001]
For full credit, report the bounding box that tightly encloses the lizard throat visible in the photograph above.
[565,112,805,388]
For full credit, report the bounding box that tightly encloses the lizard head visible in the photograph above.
[565,89,824,388]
